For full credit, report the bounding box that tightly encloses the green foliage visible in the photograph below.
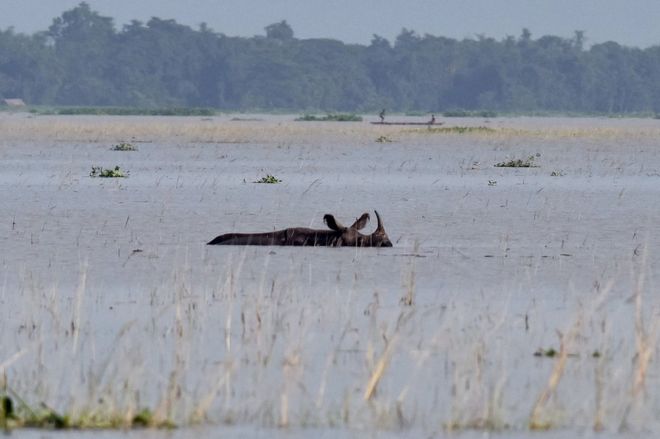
[90,165,127,177]
[24,407,70,429]
[534,347,557,357]
[534,348,597,358]
[295,113,363,121]
[494,156,538,168]
[2,4,660,114]
[265,20,294,40]
[131,408,164,428]
[1,395,15,430]
[253,174,282,184]
[0,390,172,431]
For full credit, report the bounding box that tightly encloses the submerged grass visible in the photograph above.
[2,255,658,434]
[424,126,496,134]
[30,106,216,116]
[0,389,173,430]
[442,110,498,118]
[111,142,137,151]
[295,114,363,122]
[2,116,660,145]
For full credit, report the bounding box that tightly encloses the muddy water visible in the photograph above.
[1,115,660,437]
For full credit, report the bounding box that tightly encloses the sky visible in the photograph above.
[1,0,659,48]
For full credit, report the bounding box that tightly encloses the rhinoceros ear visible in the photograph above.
[323,214,345,231]
[349,212,370,230]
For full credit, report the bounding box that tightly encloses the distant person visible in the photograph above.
[379,109,386,123]
[429,114,436,125]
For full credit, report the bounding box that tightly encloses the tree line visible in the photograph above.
[1,2,659,114]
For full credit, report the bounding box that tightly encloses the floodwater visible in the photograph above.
[1,114,660,438]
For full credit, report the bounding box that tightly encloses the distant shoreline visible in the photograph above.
[2,106,659,121]
[1,114,659,145]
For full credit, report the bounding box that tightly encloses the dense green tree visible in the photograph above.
[265,20,294,41]
[47,2,117,104]
[1,3,660,113]
[0,29,59,103]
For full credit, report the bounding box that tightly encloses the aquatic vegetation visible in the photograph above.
[425,126,496,134]
[3,267,655,434]
[90,166,127,178]
[230,117,263,121]
[494,155,539,168]
[550,170,565,176]
[295,114,363,122]
[375,135,393,143]
[443,110,498,118]
[3,116,660,145]
[400,242,419,306]
[534,347,558,358]
[253,174,282,184]
[0,389,173,430]
[52,107,215,116]
[111,142,137,151]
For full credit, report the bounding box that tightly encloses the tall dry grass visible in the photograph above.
[2,115,660,145]
[2,249,659,434]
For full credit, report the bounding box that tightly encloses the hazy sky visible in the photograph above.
[2,0,659,48]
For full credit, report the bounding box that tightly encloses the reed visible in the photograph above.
[2,258,659,433]
[3,116,660,144]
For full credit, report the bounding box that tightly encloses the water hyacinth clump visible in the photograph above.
[253,174,282,184]
[494,155,539,168]
[112,142,137,151]
[90,166,127,178]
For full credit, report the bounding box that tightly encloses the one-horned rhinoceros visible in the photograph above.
[207,211,393,247]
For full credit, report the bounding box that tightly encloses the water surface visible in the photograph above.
[1,115,659,436]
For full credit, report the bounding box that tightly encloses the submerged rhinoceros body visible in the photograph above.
[207,211,393,247]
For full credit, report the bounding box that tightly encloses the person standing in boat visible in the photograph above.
[379,109,386,123]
